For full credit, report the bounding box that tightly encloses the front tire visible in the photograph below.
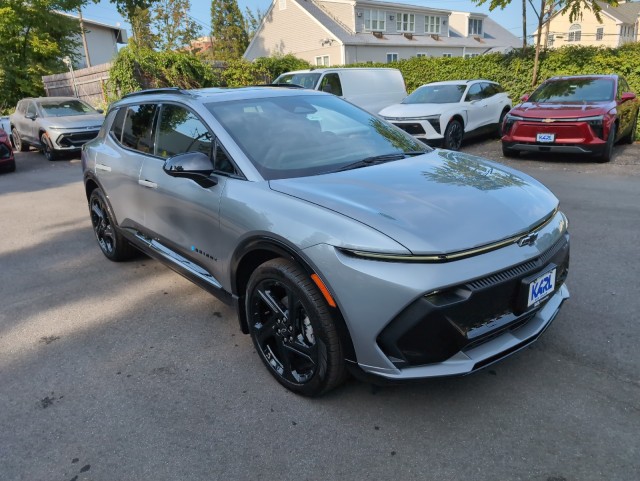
[246,258,346,397]
[596,123,616,163]
[89,188,137,261]
[12,128,28,152]
[40,133,57,161]
[443,119,464,151]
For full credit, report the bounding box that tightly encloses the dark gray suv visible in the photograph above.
[82,87,570,396]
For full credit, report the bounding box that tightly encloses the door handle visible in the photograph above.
[96,163,111,172]
[138,179,158,189]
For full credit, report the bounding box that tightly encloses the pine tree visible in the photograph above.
[210,0,249,60]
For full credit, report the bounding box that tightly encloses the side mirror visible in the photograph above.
[620,92,636,103]
[520,94,530,102]
[163,151,217,188]
[25,112,36,120]
[96,109,104,114]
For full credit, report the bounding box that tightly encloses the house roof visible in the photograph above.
[56,11,128,43]
[294,0,519,49]
[597,0,640,24]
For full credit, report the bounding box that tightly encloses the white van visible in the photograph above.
[273,68,407,114]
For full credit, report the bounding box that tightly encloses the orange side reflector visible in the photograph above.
[311,273,337,308]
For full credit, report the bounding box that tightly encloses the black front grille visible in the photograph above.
[393,123,426,135]
[377,234,570,367]
[58,131,99,148]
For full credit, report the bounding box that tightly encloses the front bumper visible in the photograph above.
[47,129,100,151]
[502,118,607,156]
[303,211,570,380]
[387,119,443,143]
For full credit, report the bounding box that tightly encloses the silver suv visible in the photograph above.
[10,97,104,160]
[82,87,570,396]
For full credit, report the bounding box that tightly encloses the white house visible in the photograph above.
[244,0,520,65]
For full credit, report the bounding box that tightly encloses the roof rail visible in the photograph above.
[121,87,189,99]
[254,83,306,89]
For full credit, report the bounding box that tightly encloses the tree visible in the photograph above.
[151,0,201,51]
[129,6,158,48]
[108,0,159,43]
[243,6,264,41]
[0,0,85,113]
[210,0,249,60]
[473,0,618,85]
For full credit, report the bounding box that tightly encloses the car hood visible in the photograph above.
[512,101,611,119]
[39,114,105,130]
[269,150,558,255]
[379,103,458,118]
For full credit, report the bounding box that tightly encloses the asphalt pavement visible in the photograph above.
[0,141,638,481]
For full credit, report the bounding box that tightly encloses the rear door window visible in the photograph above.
[319,73,343,96]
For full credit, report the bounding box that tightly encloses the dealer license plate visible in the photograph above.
[527,268,556,307]
[536,133,555,143]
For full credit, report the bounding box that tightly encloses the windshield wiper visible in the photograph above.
[335,151,426,172]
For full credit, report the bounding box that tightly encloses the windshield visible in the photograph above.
[403,84,467,104]
[273,73,321,89]
[529,78,615,103]
[207,95,429,180]
[40,100,97,117]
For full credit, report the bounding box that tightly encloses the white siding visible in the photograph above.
[244,1,342,63]
[316,0,356,32]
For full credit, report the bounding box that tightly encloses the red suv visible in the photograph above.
[501,75,639,162]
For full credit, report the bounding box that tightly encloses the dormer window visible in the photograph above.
[425,16,441,35]
[397,13,415,33]
[468,18,483,36]
[364,9,386,31]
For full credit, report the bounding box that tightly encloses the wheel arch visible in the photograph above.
[448,113,465,129]
[231,238,357,362]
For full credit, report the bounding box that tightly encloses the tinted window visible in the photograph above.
[156,104,212,158]
[26,102,37,117]
[110,108,126,142]
[482,83,500,97]
[121,104,157,154]
[319,73,343,96]
[618,77,631,98]
[274,73,321,89]
[465,83,483,101]
[529,78,615,102]
[403,84,466,104]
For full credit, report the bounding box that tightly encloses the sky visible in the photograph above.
[83,0,539,42]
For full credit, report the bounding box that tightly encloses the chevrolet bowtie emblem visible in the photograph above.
[542,118,555,123]
[518,233,539,247]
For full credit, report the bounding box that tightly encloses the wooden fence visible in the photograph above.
[42,63,111,107]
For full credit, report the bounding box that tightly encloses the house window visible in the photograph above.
[315,55,330,66]
[442,53,452,58]
[596,27,603,41]
[279,0,286,10]
[464,53,480,58]
[416,53,427,58]
[568,24,581,42]
[396,13,415,33]
[364,9,386,31]
[547,34,555,47]
[425,16,441,34]
[386,52,398,62]
[469,18,483,36]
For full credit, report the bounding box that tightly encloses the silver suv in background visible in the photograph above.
[82,87,570,396]
[10,97,104,160]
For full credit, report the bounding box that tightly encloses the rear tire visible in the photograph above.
[495,108,509,138]
[246,258,347,397]
[623,114,637,144]
[12,128,28,152]
[596,124,616,163]
[89,188,137,261]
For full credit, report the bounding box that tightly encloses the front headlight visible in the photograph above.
[503,114,523,134]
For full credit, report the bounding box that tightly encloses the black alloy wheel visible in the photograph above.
[443,119,464,151]
[597,123,616,163]
[89,188,136,261]
[12,128,28,152]
[40,133,56,161]
[247,258,346,396]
